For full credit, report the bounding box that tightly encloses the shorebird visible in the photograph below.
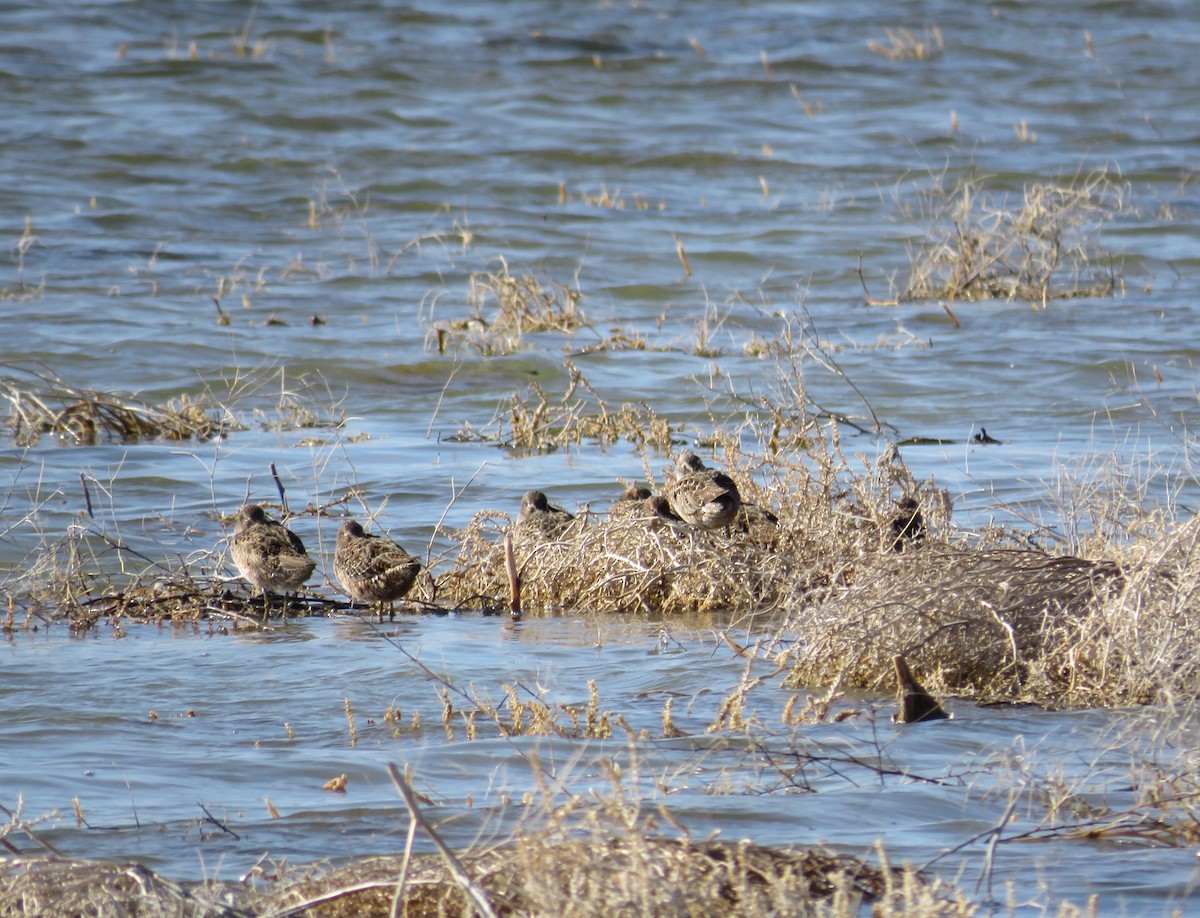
[515,490,575,538]
[334,519,422,622]
[607,485,653,522]
[647,495,688,531]
[229,504,315,617]
[665,451,741,531]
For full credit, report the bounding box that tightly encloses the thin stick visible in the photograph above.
[425,462,487,565]
[940,300,961,328]
[504,533,521,621]
[270,462,288,516]
[387,763,498,918]
[0,800,61,856]
[259,880,402,918]
[390,803,420,918]
[79,473,94,519]
[197,801,241,840]
[974,795,1018,898]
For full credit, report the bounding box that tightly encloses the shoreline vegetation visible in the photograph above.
[3,168,1194,915]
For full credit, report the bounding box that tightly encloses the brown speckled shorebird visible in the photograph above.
[516,489,575,538]
[607,485,653,522]
[647,495,688,531]
[334,520,422,622]
[229,504,316,617]
[665,451,741,531]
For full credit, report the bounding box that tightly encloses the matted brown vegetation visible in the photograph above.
[0,838,967,918]
[0,363,348,447]
[0,857,246,918]
[262,838,938,918]
[0,367,231,446]
[782,545,1191,707]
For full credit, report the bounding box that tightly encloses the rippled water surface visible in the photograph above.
[3,0,1200,912]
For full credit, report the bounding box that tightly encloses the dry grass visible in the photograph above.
[260,839,944,918]
[446,361,679,451]
[0,753,976,917]
[867,26,944,61]
[0,857,246,917]
[5,515,348,633]
[0,366,232,446]
[903,167,1129,304]
[0,363,348,447]
[429,258,589,356]
[780,545,1189,707]
[254,761,972,918]
[435,430,951,617]
[0,838,967,918]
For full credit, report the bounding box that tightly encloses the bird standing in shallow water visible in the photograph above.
[665,451,741,531]
[334,520,422,622]
[229,504,315,617]
[515,490,575,538]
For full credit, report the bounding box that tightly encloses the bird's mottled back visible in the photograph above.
[229,504,315,594]
[665,451,741,530]
[334,519,422,607]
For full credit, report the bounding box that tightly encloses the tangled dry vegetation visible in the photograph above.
[0,367,230,446]
[446,361,679,451]
[902,168,1129,304]
[0,769,974,918]
[0,364,346,447]
[428,258,588,357]
[434,414,1200,709]
[0,839,966,918]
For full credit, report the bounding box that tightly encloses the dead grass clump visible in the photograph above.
[430,258,588,356]
[448,361,680,451]
[259,760,972,917]
[0,363,353,447]
[0,368,231,446]
[9,518,346,631]
[904,168,1129,304]
[264,838,928,918]
[436,424,955,618]
[783,546,1187,707]
[867,26,944,61]
[437,500,820,617]
[0,857,245,917]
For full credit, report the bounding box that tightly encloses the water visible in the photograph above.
[2,0,1200,911]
